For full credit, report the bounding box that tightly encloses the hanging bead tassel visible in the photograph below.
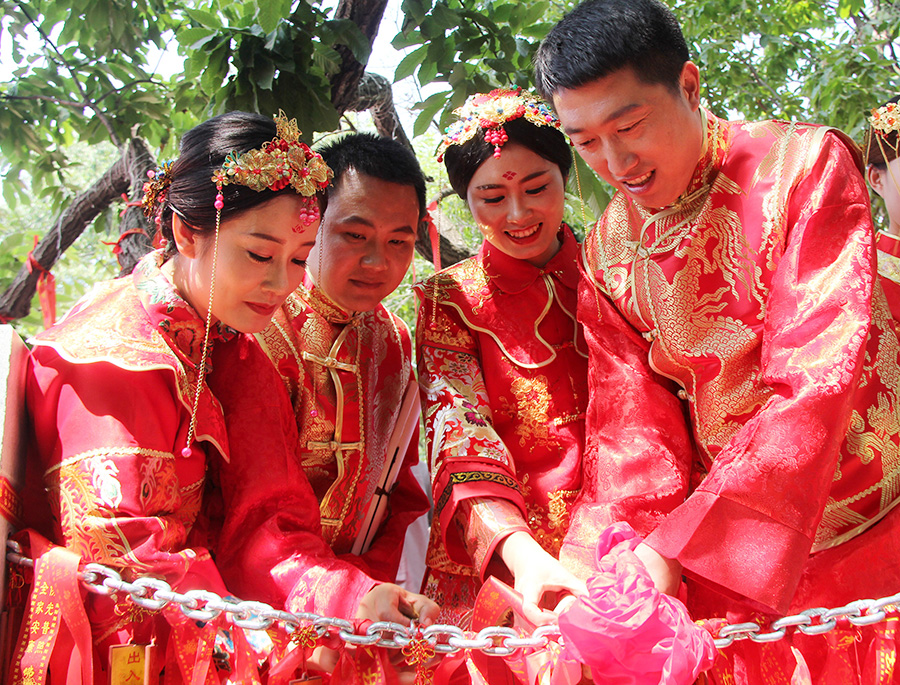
[182,187,223,459]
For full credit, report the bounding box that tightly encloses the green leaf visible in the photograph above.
[321,19,371,63]
[401,0,428,26]
[394,45,428,82]
[180,27,220,51]
[184,8,221,29]
[256,0,291,35]
[413,90,450,137]
[431,2,458,28]
[200,41,231,94]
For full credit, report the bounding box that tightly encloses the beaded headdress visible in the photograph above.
[866,100,900,167]
[211,110,332,228]
[141,110,332,236]
[436,88,561,162]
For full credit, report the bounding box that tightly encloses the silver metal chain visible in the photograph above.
[6,540,899,653]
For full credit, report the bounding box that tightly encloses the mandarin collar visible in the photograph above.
[133,250,235,366]
[299,276,355,325]
[481,223,580,294]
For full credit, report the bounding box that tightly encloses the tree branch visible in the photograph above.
[346,73,413,150]
[329,0,389,115]
[94,79,161,106]
[742,55,782,112]
[0,140,149,320]
[15,1,121,146]
[1,93,93,109]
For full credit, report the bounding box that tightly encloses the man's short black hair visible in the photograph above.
[534,0,690,99]
[317,132,427,218]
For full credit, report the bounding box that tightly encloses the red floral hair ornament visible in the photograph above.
[210,110,332,229]
[437,88,561,162]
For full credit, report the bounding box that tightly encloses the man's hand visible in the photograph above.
[356,582,440,626]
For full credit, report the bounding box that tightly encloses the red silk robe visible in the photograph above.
[876,230,900,320]
[581,110,900,682]
[417,226,613,626]
[15,252,259,684]
[210,281,429,621]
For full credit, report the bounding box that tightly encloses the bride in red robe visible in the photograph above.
[12,111,330,684]
[416,90,693,631]
[864,96,900,320]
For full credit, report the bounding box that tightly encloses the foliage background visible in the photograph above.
[1,0,899,337]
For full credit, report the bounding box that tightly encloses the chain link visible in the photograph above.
[7,545,900,654]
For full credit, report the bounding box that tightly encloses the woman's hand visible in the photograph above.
[633,542,682,596]
[356,582,440,627]
[497,531,588,625]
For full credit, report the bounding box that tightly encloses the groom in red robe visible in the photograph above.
[535,1,900,682]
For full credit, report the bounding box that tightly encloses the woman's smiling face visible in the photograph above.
[466,142,566,267]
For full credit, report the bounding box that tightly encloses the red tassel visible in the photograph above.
[26,237,56,329]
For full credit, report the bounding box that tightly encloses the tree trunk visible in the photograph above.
[115,138,157,275]
[347,73,413,151]
[415,188,473,267]
[0,138,153,320]
[330,0,390,115]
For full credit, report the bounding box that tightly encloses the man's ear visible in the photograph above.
[171,213,199,258]
[679,61,702,110]
[868,164,886,199]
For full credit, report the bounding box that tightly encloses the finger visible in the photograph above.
[398,595,419,621]
[516,580,543,608]
[552,593,578,615]
[379,602,411,625]
[520,599,557,627]
[543,577,588,598]
[410,596,441,627]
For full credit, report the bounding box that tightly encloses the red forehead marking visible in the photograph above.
[502,171,517,180]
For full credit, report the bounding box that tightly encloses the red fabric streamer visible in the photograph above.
[26,236,56,330]
[118,192,143,218]
[425,201,441,272]
[101,228,149,256]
